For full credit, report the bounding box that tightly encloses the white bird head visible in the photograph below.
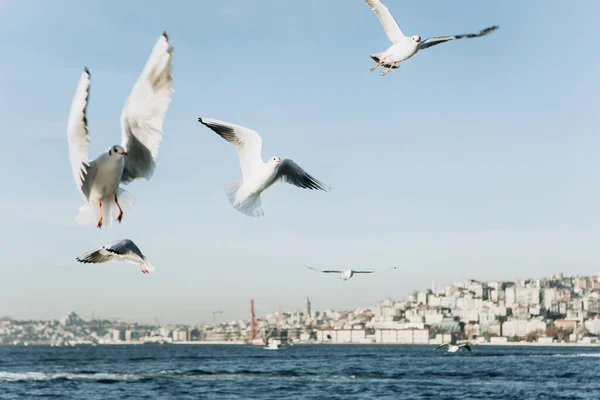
[341,270,353,280]
[108,145,128,158]
[268,156,282,165]
[411,35,421,44]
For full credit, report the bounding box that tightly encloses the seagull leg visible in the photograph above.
[97,199,103,228]
[140,263,148,274]
[114,193,124,223]
[370,62,382,72]
[381,66,393,76]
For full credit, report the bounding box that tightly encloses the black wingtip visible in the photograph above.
[84,67,90,75]
[198,117,203,123]
[162,31,169,41]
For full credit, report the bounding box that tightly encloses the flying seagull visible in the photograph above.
[76,239,155,274]
[198,118,330,217]
[434,343,472,353]
[67,32,174,228]
[364,0,499,75]
[304,265,397,281]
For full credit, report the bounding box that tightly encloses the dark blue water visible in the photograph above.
[1,344,599,399]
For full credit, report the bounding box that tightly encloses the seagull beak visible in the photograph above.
[120,152,128,156]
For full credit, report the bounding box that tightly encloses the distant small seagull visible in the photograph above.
[198,118,330,217]
[67,32,174,228]
[304,265,396,281]
[434,343,472,353]
[76,239,155,274]
[364,0,499,76]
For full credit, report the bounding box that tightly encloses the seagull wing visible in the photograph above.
[304,265,342,274]
[120,32,174,183]
[76,247,117,264]
[433,343,450,351]
[365,0,405,44]
[103,239,144,259]
[419,25,499,50]
[199,118,264,181]
[460,344,472,352]
[67,69,92,200]
[272,159,330,191]
[360,266,397,273]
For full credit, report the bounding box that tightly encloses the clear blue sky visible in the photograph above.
[1,0,599,324]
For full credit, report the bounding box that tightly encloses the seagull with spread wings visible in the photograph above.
[76,239,155,274]
[198,118,330,217]
[434,343,472,353]
[304,265,396,281]
[67,32,174,228]
[364,0,498,76]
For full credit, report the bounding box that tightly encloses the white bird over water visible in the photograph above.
[434,343,472,353]
[67,32,174,228]
[364,0,499,76]
[304,265,397,281]
[76,239,155,274]
[198,118,330,217]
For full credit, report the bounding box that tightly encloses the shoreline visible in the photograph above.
[3,341,599,347]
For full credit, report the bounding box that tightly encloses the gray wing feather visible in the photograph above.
[104,239,144,259]
[76,239,143,264]
[272,159,330,191]
[121,133,156,183]
[76,248,114,264]
[304,265,342,273]
[419,25,499,50]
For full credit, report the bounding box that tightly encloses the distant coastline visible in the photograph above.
[3,341,600,347]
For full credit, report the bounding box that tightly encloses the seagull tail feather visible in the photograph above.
[76,203,100,227]
[224,180,242,206]
[114,187,135,218]
[75,188,135,228]
[237,194,264,217]
[224,181,264,217]
[142,259,156,274]
[103,187,136,226]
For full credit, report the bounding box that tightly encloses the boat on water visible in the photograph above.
[264,338,283,350]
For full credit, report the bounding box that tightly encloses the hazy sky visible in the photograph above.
[1,0,599,325]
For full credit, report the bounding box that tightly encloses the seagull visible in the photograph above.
[76,239,155,274]
[304,265,397,281]
[434,343,472,353]
[198,118,330,217]
[364,0,499,76]
[67,32,174,228]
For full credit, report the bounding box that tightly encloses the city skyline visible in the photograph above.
[3,270,600,346]
[1,1,600,324]
[3,269,600,327]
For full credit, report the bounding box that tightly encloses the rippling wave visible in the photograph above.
[1,344,599,399]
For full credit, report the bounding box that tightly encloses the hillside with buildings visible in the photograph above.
[2,272,600,346]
